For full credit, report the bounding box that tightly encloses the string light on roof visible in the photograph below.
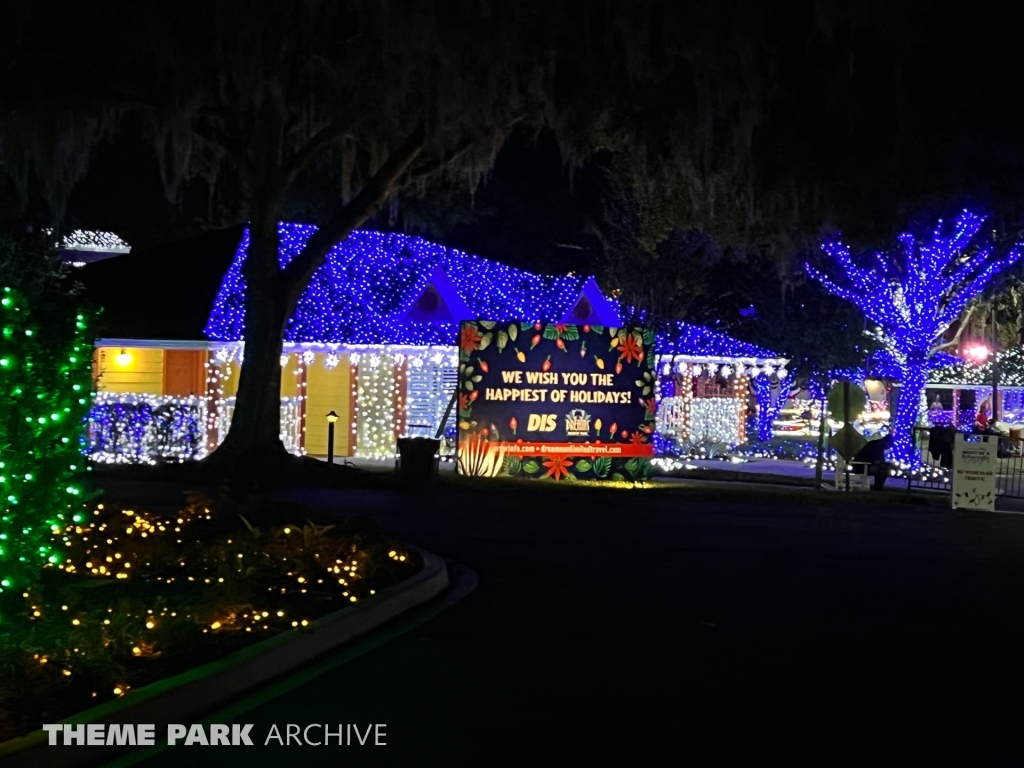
[59,230,131,254]
[206,225,595,346]
[204,223,779,363]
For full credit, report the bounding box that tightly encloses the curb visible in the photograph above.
[0,546,448,768]
[104,560,479,768]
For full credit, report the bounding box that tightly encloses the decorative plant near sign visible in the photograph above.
[457,430,507,477]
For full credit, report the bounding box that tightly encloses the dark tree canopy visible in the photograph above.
[10,1,1024,249]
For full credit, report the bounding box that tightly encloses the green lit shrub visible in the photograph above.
[0,237,94,598]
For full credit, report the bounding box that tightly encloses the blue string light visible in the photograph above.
[207,226,593,345]
[807,209,1024,463]
[206,224,781,361]
[655,320,780,360]
[88,394,206,464]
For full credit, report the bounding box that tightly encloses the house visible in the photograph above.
[83,224,786,462]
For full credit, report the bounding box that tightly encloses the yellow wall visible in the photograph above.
[221,360,240,397]
[94,347,164,395]
[219,355,302,399]
[305,354,352,456]
[281,354,301,398]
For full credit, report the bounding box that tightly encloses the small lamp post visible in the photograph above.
[326,410,339,464]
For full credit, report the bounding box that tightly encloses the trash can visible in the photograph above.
[396,437,440,491]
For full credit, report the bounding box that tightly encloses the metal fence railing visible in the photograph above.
[907,425,1024,499]
[905,427,953,496]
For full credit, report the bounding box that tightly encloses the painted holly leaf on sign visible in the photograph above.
[575,458,593,473]
[522,459,540,474]
[497,329,508,352]
[479,332,492,351]
[593,457,612,478]
[479,320,496,330]
[508,323,518,342]
[639,370,654,395]
[633,459,653,481]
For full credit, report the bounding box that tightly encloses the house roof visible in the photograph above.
[204,223,783,363]
[83,221,780,364]
[656,320,784,363]
[205,225,598,346]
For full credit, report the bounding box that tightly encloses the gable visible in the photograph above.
[560,277,621,326]
[397,266,473,323]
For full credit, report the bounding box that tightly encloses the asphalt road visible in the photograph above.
[117,481,1024,766]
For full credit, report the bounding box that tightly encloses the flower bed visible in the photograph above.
[0,494,421,742]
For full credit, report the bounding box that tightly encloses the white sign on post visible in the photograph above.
[951,433,998,511]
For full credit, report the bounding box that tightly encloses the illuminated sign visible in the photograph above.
[456,320,655,481]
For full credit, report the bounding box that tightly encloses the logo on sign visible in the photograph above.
[564,409,592,437]
[527,414,557,432]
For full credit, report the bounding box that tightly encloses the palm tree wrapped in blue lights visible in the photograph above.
[806,209,1023,465]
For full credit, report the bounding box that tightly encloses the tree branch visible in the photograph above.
[930,303,977,355]
[278,116,357,189]
[401,137,475,188]
[279,121,426,308]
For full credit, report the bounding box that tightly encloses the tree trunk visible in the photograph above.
[892,360,928,467]
[208,215,291,467]
[203,123,426,473]
[814,380,827,490]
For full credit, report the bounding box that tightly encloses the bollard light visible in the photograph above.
[326,410,339,464]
